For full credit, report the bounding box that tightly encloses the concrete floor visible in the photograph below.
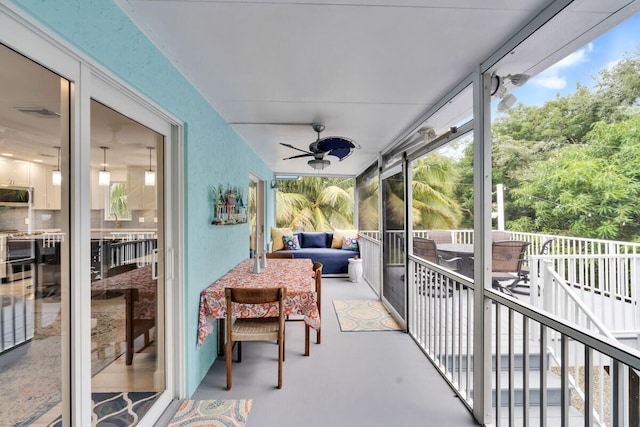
[191,277,479,427]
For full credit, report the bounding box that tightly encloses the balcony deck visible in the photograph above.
[192,277,479,427]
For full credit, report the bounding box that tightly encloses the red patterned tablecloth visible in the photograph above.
[197,258,319,347]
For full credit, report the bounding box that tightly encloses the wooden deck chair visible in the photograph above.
[226,287,286,390]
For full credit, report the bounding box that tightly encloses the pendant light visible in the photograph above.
[145,146,155,186]
[52,146,62,186]
[98,146,110,186]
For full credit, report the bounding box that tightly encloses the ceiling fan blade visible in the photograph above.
[317,137,358,160]
[327,147,354,161]
[283,153,314,160]
[280,142,312,155]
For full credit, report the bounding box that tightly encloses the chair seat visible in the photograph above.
[232,317,280,341]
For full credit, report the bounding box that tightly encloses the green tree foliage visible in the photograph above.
[456,49,640,241]
[411,155,462,229]
[492,49,640,240]
[510,114,640,241]
[276,176,354,231]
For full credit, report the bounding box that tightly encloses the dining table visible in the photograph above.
[197,258,320,353]
[90,264,156,365]
[437,243,474,279]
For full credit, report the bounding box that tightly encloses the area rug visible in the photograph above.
[168,399,253,427]
[48,391,161,427]
[333,300,402,332]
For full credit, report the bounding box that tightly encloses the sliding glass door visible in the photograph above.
[381,166,406,322]
[89,100,165,423]
[0,43,71,426]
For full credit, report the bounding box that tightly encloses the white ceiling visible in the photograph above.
[1,1,638,175]
[116,0,639,176]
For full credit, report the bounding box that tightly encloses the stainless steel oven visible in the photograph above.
[5,239,35,283]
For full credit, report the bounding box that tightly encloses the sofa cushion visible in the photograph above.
[331,229,358,249]
[342,235,359,251]
[282,235,301,250]
[276,247,357,275]
[300,232,328,248]
[271,227,292,251]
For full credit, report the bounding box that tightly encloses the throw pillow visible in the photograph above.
[282,235,301,250]
[342,235,359,251]
[300,232,326,248]
[331,229,358,249]
[271,227,292,251]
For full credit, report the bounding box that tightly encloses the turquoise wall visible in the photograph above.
[11,0,274,395]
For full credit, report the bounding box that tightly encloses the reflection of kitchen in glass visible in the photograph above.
[90,99,165,401]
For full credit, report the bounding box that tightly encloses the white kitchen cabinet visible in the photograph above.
[30,163,61,210]
[0,157,30,186]
[30,162,47,209]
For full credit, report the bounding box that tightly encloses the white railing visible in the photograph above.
[358,233,381,297]
[531,254,640,336]
[537,258,625,426]
[405,254,640,426]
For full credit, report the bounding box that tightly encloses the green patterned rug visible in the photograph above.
[333,300,402,332]
[168,399,253,427]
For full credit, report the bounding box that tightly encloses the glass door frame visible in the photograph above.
[0,6,185,425]
[379,163,407,329]
[83,69,182,424]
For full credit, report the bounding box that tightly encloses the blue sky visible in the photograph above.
[511,12,640,107]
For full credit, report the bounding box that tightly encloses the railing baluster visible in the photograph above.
[508,308,514,427]
[561,334,569,427]
[585,347,593,427]
[523,316,529,427]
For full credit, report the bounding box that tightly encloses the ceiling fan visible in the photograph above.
[280,123,359,170]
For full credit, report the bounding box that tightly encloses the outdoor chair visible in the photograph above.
[427,230,453,244]
[518,237,556,287]
[491,230,513,242]
[491,240,531,296]
[225,287,286,390]
[412,237,461,296]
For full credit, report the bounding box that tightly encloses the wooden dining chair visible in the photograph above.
[265,252,294,259]
[304,262,323,355]
[225,287,286,390]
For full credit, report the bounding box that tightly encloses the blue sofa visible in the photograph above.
[273,231,359,275]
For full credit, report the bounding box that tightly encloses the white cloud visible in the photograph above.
[530,43,593,90]
[533,74,567,90]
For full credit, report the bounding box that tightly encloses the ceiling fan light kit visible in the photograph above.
[308,159,331,170]
[280,123,359,170]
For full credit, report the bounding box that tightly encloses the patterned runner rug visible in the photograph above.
[333,300,402,332]
[168,399,253,427]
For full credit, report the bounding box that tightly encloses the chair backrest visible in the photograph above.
[105,263,137,278]
[427,230,452,244]
[491,230,513,242]
[266,252,294,259]
[226,286,286,305]
[492,240,530,273]
[539,238,555,255]
[312,261,323,274]
[413,237,439,264]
